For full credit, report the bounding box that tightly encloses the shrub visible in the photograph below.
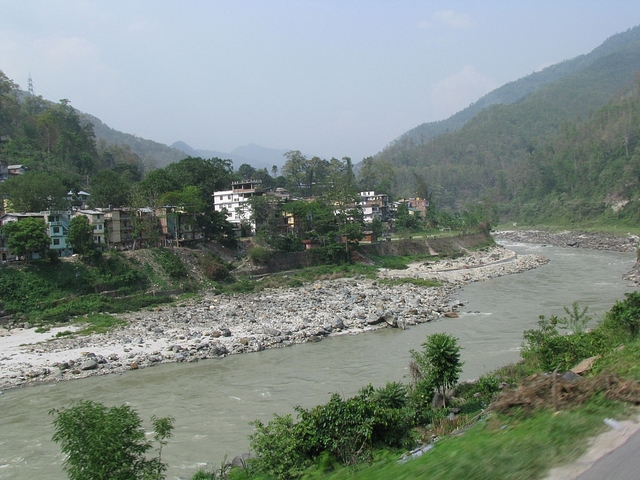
[198,253,230,281]
[248,386,414,479]
[247,246,271,265]
[410,333,463,407]
[50,400,174,480]
[604,291,640,338]
[521,314,609,372]
[153,248,188,278]
[249,414,311,480]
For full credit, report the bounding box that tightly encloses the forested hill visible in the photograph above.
[393,25,640,148]
[375,25,640,225]
[84,113,186,169]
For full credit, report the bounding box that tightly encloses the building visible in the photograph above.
[0,211,73,260]
[212,180,265,235]
[7,165,26,177]
[100,207,136,249]
[393,198,429,217]
[358,191,389,223]
[46,211,72,256]
[73,209,106,247]
[155,206,203,246]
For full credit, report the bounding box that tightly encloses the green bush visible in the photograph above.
[247,246,271,265]
[50,400,174,480]
[521,314,609,372]
[153,248,188,278]
[198,253,230,281]
[248,386,414,479]
[604,291,640,338]
[249,414,311,480]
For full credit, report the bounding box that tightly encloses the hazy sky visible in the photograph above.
[0,1,638,161]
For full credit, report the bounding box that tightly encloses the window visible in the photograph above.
[53,238,60,246]
[53,226,60,234]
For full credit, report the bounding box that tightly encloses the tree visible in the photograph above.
[282,150,309,195]
[358,157,397,196]
[0,171,68,212]
[237,163,256,180]
[88,169,131,208]
[1,217,50,261]
[138,169,179,207]
[410,333,462,407]
[164,156,234,200]
[50,400,174,480]
[67,215,100,259]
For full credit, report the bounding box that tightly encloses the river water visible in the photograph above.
[0,243,637,479]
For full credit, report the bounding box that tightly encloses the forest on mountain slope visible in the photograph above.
[393,26,640,152]
[373,25,640,226]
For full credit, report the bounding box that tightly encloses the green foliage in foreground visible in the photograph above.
[233,293,640,480]
[312,398,630,480]
[521,291,640,373]
[247,383,415,480]
[410,334,463,408]
[46,292,640,480]
[50,400,174,480]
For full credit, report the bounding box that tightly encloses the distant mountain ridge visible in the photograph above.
[86,111,290,171]
[170,141,289,171]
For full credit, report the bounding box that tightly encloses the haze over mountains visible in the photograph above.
[170,141,289,171]
[79,25,640,191]
[4,23,640,227]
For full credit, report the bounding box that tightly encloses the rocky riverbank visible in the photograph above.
[494,229,638,252]
[0,245,548,391]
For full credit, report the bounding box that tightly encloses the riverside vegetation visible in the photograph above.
[17,230,636,480]
[47,289,640,480]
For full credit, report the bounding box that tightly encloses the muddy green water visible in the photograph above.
[0,243,636,479]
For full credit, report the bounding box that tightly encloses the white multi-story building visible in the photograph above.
[212,180,265,235]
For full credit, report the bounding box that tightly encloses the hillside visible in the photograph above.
[393,26,640,148]
[85,113,186,168]
[375,25,640,225]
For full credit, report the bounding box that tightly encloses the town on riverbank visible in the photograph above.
[1,229,635,392]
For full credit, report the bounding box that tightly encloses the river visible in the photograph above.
[0,242,636,479]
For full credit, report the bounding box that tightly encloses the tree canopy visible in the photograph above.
[1,217,50,260]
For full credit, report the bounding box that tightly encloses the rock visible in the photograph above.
[571,355,599,375]
[231,453,253,467]
[80,359,98,370]
[366,313,386,325]
[432,392,445,409]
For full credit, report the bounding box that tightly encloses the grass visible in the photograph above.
[378,277,441,288]
[310,400,630,480]
[73,313,128,335]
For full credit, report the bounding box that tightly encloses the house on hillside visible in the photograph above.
[0,212,46,261]
[73,209,105,247]
[155,206,203,247]
[46,211,72,256]
[99,207,136,250]
[358,191,389,223]
[7,165,26,177]
[212,180,265,236]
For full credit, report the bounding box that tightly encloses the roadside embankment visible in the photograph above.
[0,245,547,391]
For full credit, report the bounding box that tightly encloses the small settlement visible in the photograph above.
[0,167,428,261]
